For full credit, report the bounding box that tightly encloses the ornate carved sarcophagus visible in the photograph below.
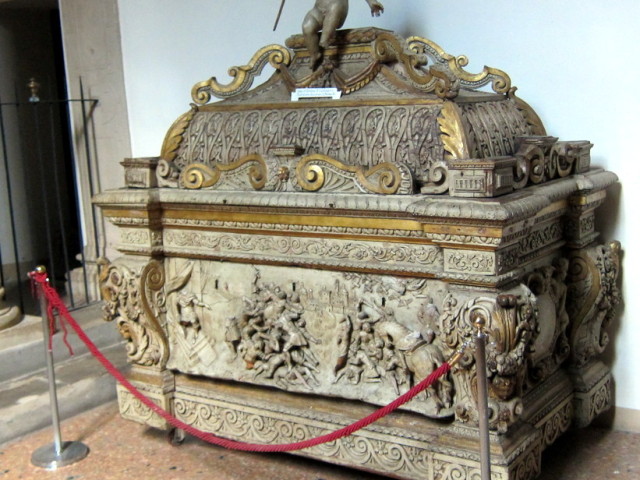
[94,29,620,479]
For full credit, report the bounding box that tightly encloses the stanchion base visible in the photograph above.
[31,441,89,470]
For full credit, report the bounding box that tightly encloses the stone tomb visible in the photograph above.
[94,29,620,479]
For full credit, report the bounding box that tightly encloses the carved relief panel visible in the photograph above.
[158,258,540,427]
[172,104,443,188]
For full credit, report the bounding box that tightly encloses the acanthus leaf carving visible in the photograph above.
[98,258,169,368]
[439,289,537,432]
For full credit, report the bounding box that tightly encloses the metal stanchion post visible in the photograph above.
[30,266,89,470]
[473,311,491,480]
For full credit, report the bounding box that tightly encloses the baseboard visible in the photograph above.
[612,407,640,433]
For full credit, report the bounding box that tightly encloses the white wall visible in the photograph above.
[117,0,639,413]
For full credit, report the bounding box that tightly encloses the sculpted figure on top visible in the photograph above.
[303,0,385,68]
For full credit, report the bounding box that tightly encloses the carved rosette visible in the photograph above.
[98,258,169,368]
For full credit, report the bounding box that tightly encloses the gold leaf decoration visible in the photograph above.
[438,101,470,160]
[180,154,268,190]
[160,108,196,162]
[408,36,512,95]
[191,45,291,104]
[372,32,454,98]
[296,154,406,195]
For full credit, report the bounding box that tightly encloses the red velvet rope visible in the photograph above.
[29,272,74,355]
[30,270,451,452]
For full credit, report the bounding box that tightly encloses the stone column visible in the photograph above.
[0,285,20,331]
[58,0,132,301]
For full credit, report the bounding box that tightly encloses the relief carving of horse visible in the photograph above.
[375,319,454,413]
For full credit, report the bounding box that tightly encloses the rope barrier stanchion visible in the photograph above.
[472,311,492,480]
[29,268,467,454]
[29,266,89,470]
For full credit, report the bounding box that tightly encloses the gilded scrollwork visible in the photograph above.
[98,258,169,368]
[179,154,268,190]
[294,154,412,194]
[407,36,512,95]
[171,104,442,188]
[191,45,292,104]
[372,32,456,98]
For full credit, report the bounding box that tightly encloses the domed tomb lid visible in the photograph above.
[157,29,590,197]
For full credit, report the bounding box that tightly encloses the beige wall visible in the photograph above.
[59,0,131,260]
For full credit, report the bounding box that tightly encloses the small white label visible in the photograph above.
[291,88,342,101]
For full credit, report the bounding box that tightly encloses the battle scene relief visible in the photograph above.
[159,259,541,423]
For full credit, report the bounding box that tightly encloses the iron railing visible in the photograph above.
[0,79,99,314]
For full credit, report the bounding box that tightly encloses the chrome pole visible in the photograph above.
[31,266,89,470]
[473,311,491,480]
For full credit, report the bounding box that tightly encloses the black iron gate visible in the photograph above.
[0,79,99,314]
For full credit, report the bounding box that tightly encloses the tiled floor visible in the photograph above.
[0,402,638,480]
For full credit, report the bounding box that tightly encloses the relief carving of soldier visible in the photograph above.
[231,280,321,389]
[177,290,211,344]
